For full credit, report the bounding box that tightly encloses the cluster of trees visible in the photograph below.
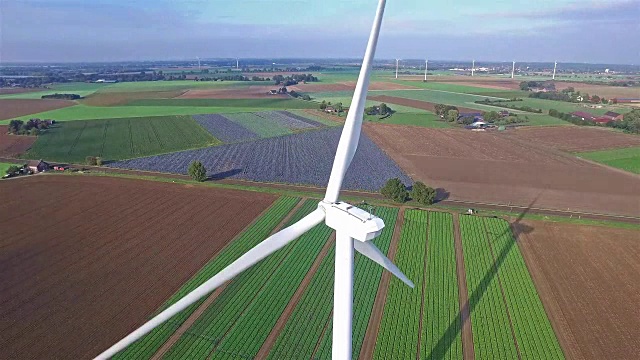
[434,104,459,118]
[272,74,318,86]
[520,81,556,91]
[41,93,82,100]
[188,161,207,182]
[380,178,437,205]
[7,119,53,136]
[606,109,640,134]
[365,103,393,117]
[85,156,103,166]
[319,101,345,113]
[289,91,312,101]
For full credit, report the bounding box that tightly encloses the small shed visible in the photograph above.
[27,160,51,173]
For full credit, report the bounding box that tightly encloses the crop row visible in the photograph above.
[254,111,317,130]
[266,207,398,359]
[483,218,563,360]
[162,200,332,359]
[223,112,292,138]
[373,209,428,359]
[277,110,326,127]
[459,215,518,359]
[112,196,300,359]
[107,127,412,192]
[192,114,260,143]
[421,212,462,360]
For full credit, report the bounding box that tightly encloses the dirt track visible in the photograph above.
[517,221,640,360]
[0,175,275,359]
[0,99,75,120]
[369,94,479,113]
[0,126,36,157]
[365,123,640,217]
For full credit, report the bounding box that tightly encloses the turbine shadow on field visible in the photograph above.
[427,195,538,359]
[434,188,450,203]
[208,168,242,181]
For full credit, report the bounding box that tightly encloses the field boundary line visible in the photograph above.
[415,211,430,359]
[481,218,522,360]
[453,213,475,360]
[254,232,336,359]
[150,282,230,360]
[311,309,333,359]
[67,121,87,156]
[358,207,405,360]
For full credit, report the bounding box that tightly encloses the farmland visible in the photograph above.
[0,162,14,175]
[459,216,563,360]
[107,126,412,192]
[0,175,278,359]
[126,98,317,109]
[505,126,640,152]
[23,115,218,163]
[0,126,37,157]
[0,99,75,120]
[517,220,640,359]
[578,146,640,173]
[365,123,640,216]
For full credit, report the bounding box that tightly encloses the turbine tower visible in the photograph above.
[553,61,557,80]
[395,58,400,79]
[95,1,412,359]
[236,58,239,69]
[196,57,201,71]
[424,59,428,82]
[511,61,515,79]
[472,59,475,77]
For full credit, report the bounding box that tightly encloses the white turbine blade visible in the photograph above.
[354,240,414,288]
[95,208,325,359]
[323,0,386,203]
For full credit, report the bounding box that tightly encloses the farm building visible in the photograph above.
[614,98,640,104]
[27,160,51,173]
[571,111,596,121]
[594,117,614,125]
[603,111,623,121]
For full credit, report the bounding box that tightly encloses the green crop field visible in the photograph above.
[23,115,219,163]
[162,200,331,359]
[126,98,317,109]
[460,215,563,360]
[0,82,107,99]
[112,196,300,360]
[373,210,463,359]
[267,207,398,360]
[496,98,620,116]
[578,146,640,174]
[0,162,16,175]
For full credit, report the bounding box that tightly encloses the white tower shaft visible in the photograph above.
[424,60,428,81]
[553,61,557,80]
[472,60,475,76]
[395,59,399,79]
[332,233,354,359]
[511,61,515,79]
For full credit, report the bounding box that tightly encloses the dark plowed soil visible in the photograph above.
[517,221,640,360]
[0,126,37,157]
[369,95,479,114]
[0,176,275,359]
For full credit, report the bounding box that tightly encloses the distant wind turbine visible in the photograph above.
[511,61,515,79]
[236,58,239,69]
[553,61,557,80]
[94,1,412,359]
[196,57,201,71]
[395,58,401,79]
[472,59,475,77]
[424,59,428,82]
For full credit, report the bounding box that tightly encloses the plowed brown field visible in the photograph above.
[0,99,75,120]
[0,126,36,157]
[517,221,640,360]
[365,123,640,216]
[0,175,276,359]
[178,86,288,99]
[504,126,640,152]
[368,95,478,113]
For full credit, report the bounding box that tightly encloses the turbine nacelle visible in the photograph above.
[321,201,384,242]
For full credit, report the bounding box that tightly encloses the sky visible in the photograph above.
[0,0,638,64]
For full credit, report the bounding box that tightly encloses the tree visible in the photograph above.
[320,100,327,110]
[302,94,311,101]
[96,157,103,166]
[410,182,436,205]
[6,165,19,174]
[85,156,97,166]
[379,103,389,115]
[29,128,39,136]
[188,160,207,182]
[591,95,601,104]
[446,109,459,122]
[380,178,409,203]
[483,111,500,123]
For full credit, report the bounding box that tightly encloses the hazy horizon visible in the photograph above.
[1,0,638,64]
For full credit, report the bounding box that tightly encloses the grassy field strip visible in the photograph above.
[111,196,300,360]
[0,162,15,175]
[459,215,518,359]
[421,212,463,360]
[577,146,640,174]
[223,112,292,138]
[484,218,564,360]
[309,207,398,359]
[24,116,219,163]
[163,200,332,359]
[373,209,427,359]
[125,98,318,109]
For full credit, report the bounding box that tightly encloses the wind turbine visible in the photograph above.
[424,59,428,82]
[552,61,557,80]
[236,58,240,69]
[395,58,400,79]
[95,1,412,359]
[196,57,201,71]
[471,59,475,76]
[511,61,515,79]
